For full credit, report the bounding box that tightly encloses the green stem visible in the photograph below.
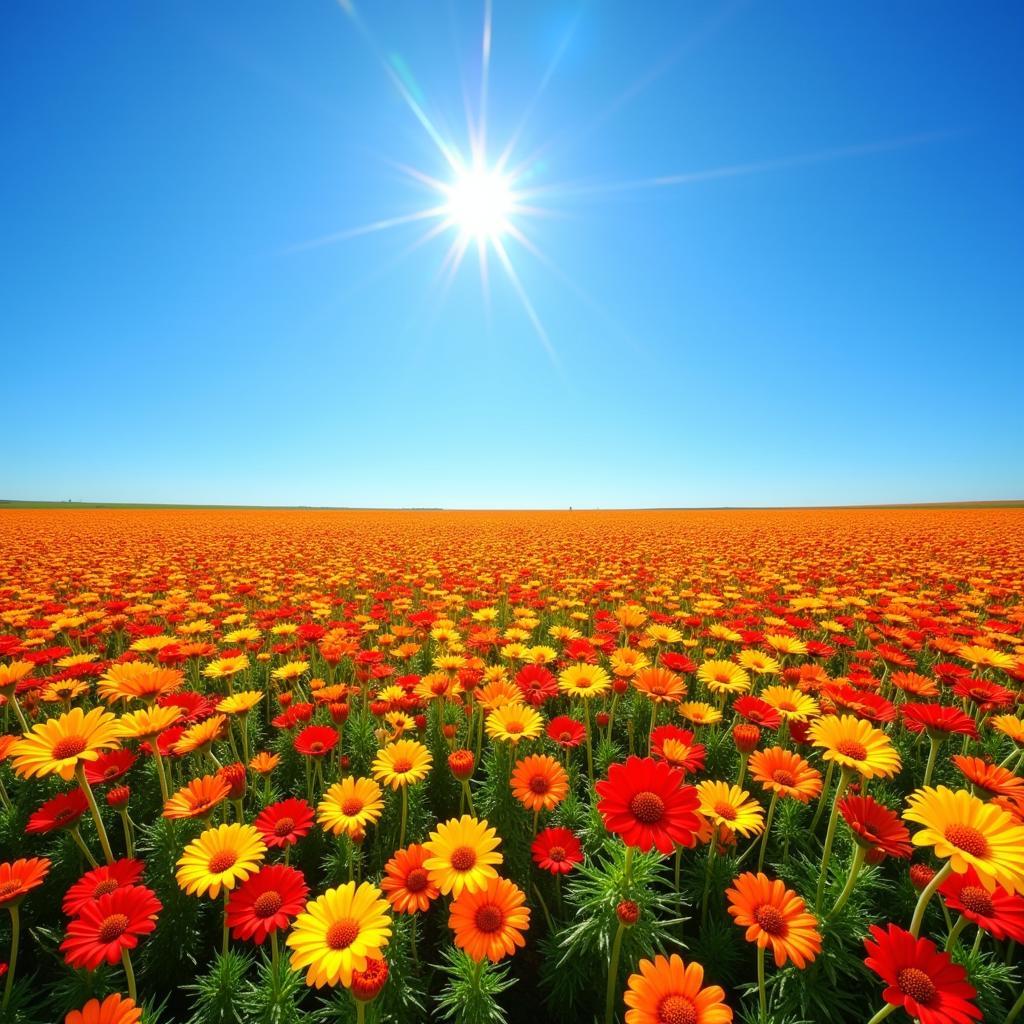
[462,780,476,816]
[809,761,834,833]
[701,841,717,927]
[70,825,100,868]
[122,948,137,1002]
[584,702,594,784]
[222,888,230,955]
[757,793,779,873]
[8,694,29,733]
[1005,985,1024,1024]
[399,785,408,849]
[828,844,866,919]
[923,736,941,788]
[355,995,366,1024]
[153,747,170,803]
[604,923,625,1024]
[866,1004,897,1024]
[909,861,952,937]
[76,765,115,864]
[814,768,852,912]
[944,914,969,951]
[970,927,983,957]
[2,906,19,1011]
[757,943,767,1023]
[532,883,554,934]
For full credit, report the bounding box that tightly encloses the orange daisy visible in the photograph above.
[510,754,569,813]
[726,871,822,968]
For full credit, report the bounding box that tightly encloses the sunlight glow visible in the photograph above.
[443,165,514,242]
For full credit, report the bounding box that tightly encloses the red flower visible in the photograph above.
[157,691,216,723]
[901,704,978,740]
[515,664,558,706]
[733,696,782,730]
[63,859,146,916]
[650,725,706,775]
[659,652,696,673]
[952,678,1014,711]
[595,756,701,854]
[351,957,389,1002]
[951,755,1024,800]
[254,798,314,849]
[531,827,583,875]
[293,724,338,757]
[546,716,585,749]
[863,924,981,1024]
[838,795,912,859]
[61,885,161,969]
[26,788,89,834]
[829,687,896,724]
[939,867,1024,943]
[83,749,138,786]
[225,864,308,945]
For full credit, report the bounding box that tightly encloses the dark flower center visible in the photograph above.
[754,904,785,936]
[713,801,737,821]
[897,967,937,1005]
[547,846,566,863]
[208,851,238,874]
[391,758,413,773]
[0,882,22,900]
[958,885,995,917]
[772,770,796,787]
[629,791,665,824]
[274,816,296,836]
[405,868,429,893]
[450,846,477,871]
[341,800,363,817]
[52,736,87,760]
[658,994,697,1024]
[944,825,989,858]
[529,775,550,794]
[97,913,130,944]
[474,904,504,934]
[836,740,868,762]
[253,891,283,919]
[93,879,120,898]
[326,918,360,950]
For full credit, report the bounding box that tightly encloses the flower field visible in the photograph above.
[1,506,1023,1024]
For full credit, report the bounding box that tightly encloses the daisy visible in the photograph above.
[449,876,530,963]
[623,953,732,1024]
[422,815,503,897]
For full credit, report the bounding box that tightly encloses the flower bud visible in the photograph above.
[448,749,475,780]
[616,900,640,926]
[909,863,935,890]
[732,724,761,753]
[106,785,130,809]
[351,957,389,1001]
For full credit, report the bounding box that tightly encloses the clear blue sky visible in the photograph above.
[3,1,1022,508]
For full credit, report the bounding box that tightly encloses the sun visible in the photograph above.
[443,164,514,242]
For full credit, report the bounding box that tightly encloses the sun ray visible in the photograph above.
[286,206,448,253]
[491,236,558,364]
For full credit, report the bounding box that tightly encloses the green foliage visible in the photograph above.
[184,950,254,1024]
[434,947,517,1024]
[241,952,307,1024]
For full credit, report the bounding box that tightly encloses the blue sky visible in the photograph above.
[3,1,1022,508]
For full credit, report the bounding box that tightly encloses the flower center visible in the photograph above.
[529,775,550,794]
[0,881,22,900]
[548,846,566,863]
[958,885,995,916]
[93,879,120,898]
[391,759,413,773]
[944,824,990,858]
[629,791,665,824]
[897,967,937,1005]
[208,850,238,874]
[658,994,697,1024]
[53,808,76,826]
[309,742,324,753]
[450,846,477,871]
[558,731,572,743]
[776,700,797,712]
[754,904,785,935]
[97,913,130,944]
[772,770,796,787]
[326,917,360,950]
[253,891,283,918]
[836,740,867,761]
[405,868,429,893]
[505,721,524,734]
[474,904,504,934]
[52,736,87,760]
[274,816,296,836]
[713,801,738,821]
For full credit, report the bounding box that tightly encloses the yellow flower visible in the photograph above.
[697,660,750,696]
[558,663,611,699]
[759,685,820,723]
[203,655,250,680]
[696,781,765,838]
[217,690,264,716]
[172,714,227,756]
[0,661,34,694]
[957,645,1017,671]
[808,714,901,780]
[736,650,781,676]
[114,705,182,740]
[287,881,392,988]
[423,815,503,897]
[175,823,266,898]
[97,663,183,704]
[12,707,120,781]
[678,702,722,727]
[271,660,309,682]
[646,624,683,645]
[904,786,1024,894]
[318,777,385,837]
[990,715,1024,746]
[763,634,808,656]
[485,704,544,744]
[371,740,432,790]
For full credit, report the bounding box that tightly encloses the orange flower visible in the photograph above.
[163,773,231,820]
[381,844,439,914]
[726,871,822,968]
[448,876,530,962]
[64,993,142,1024]
[0,856,51,908]
[510,754,569,813]
[632,667,687,705]
[748,746,822,803]
[624,953,733,1024]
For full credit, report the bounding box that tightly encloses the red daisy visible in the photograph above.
[901,704,978,740]
[659,652,696,673]
[63,859,146,916]
[546,715,585,749]
[952,678,1015,712]
[61,885,162,969]
[864,924,981,1024]
[292,724,338,758]
[829,687,897,724]
[939,866,1024,943]
[838,795,912,859]
[595,756,701,854]
[26,788,89,834]
[531,827,584,875]
[83,749,138,786]
[254,797,314,849]
[225,864,308,945]
[514,664,558,706]
[733,696,782,730]
[157,691,217,723]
